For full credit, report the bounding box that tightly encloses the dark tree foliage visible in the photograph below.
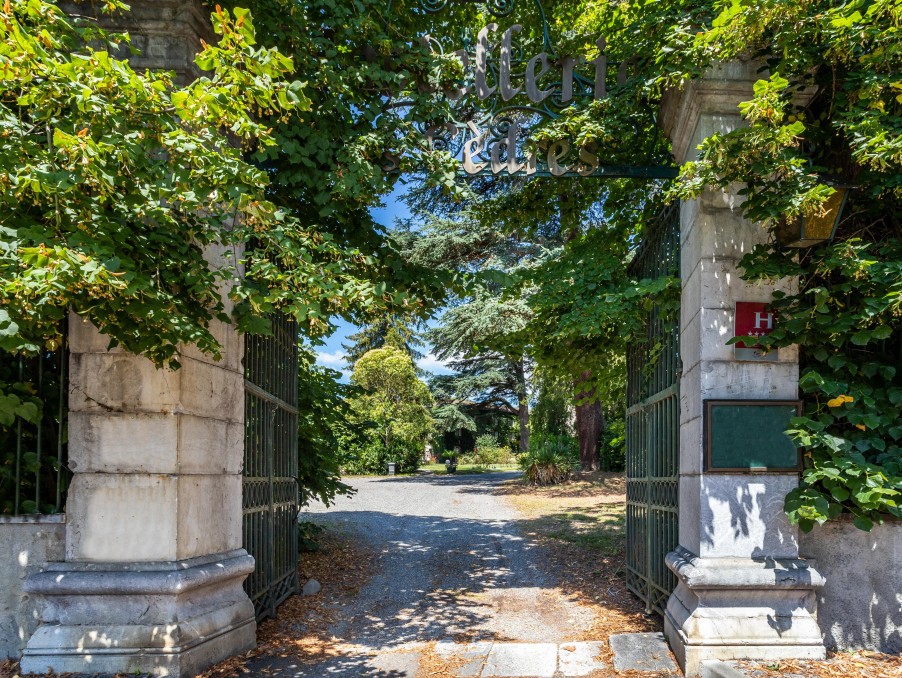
[296,349,356,507]
[342,314,426,368]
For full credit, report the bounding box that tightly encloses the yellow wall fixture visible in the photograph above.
[776,186,850,247]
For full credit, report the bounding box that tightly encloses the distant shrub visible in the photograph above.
[340,439,423,475]
[519,437,575,485]
[529,433,578,461]
[475,433,498,450]
[470,434,514,465]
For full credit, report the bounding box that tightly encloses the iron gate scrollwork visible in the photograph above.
[625,202,681,616]
[243,314,300,620]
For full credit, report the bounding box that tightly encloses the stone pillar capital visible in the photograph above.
[660,60,763,164]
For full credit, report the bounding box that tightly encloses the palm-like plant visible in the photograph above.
[519,439,575,486]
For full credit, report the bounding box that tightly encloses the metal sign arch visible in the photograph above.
[383,0,677,179]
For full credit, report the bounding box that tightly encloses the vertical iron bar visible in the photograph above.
[57,343,65,511]
[35,354,43,509]
[15,357,23,515]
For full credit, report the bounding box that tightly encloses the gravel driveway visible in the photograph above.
[243,471,679,677]
[303,471,595,649]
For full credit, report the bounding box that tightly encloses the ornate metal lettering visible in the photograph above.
[388,0,676,178]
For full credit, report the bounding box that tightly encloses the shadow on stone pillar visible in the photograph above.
[22,551,255,676]
[21,313,255,677]
[20,6,257,675]
[659,61,826,676]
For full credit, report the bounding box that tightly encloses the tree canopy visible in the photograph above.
[3,0,899,526]
[1,1,304,364]
[343,344,434,473]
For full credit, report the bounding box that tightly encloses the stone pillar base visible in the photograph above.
[664,547,826,677]
[21,550,256,677]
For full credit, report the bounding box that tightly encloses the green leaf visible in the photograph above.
[853,515,874,531]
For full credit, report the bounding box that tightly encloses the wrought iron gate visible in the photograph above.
[625,202,681,616]
[243,314,300,620]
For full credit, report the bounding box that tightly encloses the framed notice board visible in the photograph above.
[704,400,802,473]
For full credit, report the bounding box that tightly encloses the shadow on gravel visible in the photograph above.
[248,652,415,677]
[308,507,641,648]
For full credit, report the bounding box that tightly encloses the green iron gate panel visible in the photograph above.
[243,314,300,620]
[625,202,681,616]
[1,331,69,517]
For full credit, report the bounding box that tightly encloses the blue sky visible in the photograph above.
[313,180,454,381]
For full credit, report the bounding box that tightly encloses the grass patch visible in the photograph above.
[418,463,519,474]
[542,504,626,554]
[502,471,627,559]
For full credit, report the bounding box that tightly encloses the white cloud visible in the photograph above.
[315,350,346,367]
[417,352,452,374]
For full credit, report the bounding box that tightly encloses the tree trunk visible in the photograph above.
[518,400,530,453]
[514,359,530,453]
[574,371,602,472]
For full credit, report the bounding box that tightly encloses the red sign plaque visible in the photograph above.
[734,302,777,361]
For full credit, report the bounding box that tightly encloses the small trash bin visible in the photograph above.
[387,462,397,475]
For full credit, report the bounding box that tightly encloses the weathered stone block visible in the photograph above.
[698,474,799,559]
[800,518,902,653]
[68,315,124,354]
[179,318,244,373]
[664,547,825,677]
[66,474,178,562]
[0,517,66,659]
[679,474,703,555]
[698,360,799,400]
[680,195,700,244]
[69,313,243,374]
[695,209,762,262]
[679,416,703,476]
[680,363,701,428]
[59,0,214,85]
[698,308,734,363]
[177,415,244,475]
[21,551,255,677]
[680,311,702,378]
[682,265,702,331]
[176,475,243,560]
[699,261,771,310]
[68,412,179,474]
[69,353,181,414]
[178,357,244,423]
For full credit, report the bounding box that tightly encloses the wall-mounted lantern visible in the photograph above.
[775,185,850,248]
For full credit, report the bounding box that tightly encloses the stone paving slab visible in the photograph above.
[435,641,493,676]
[435,641,610,677]
[249,638,676,677]
[482,643,558,677]
[370,650,422,676]
[558,641,608,676]
[609,632,679,674]
[245,652,422,676]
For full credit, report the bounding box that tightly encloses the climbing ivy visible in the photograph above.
[513,0,902,527]
[0,1,310,367]
[739,239,902,530]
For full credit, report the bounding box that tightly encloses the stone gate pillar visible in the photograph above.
[20,4,256,676]
[660,62,826,676]
[20,313,255,677]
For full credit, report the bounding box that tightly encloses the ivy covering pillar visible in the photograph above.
[20,3,256,675]
[660,61,826,676]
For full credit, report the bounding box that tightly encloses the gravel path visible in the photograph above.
[302,472,595,650]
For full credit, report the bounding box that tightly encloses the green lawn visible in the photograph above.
[419,463,519,474]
